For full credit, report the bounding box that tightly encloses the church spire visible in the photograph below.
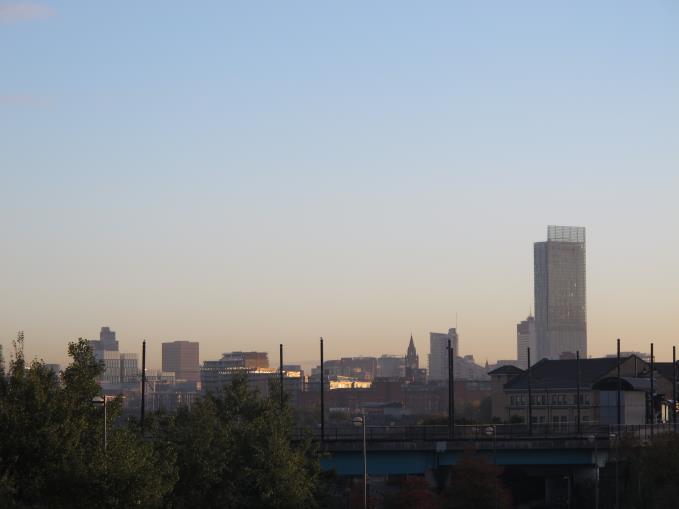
[406,334,419,370]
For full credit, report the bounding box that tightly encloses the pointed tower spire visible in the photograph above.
[406,334,419,371]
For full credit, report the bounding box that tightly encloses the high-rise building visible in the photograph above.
[428,328,458,381]
[162,341,200,382]
[534,225,587,360]
[516,315,536,369]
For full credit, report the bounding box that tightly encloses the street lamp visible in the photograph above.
[588,434,599,509]
[352,413,367,509]
[92,395,115,451]
[485,425,498,509]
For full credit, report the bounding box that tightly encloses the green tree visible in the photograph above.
[159,376,325,509]
[0,336,175,509]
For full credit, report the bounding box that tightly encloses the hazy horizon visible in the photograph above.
[2,1,678,369]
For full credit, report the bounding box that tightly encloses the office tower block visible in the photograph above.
[428,328,458,381]
[534,225,587,360]
[162,341,200,382]
[516,315,536,369]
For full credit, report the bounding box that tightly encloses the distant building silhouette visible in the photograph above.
[87,326,138,389]
[89,326,119,353]
[428,328,458,381]
[201,352,302,404]
[534,225,587,360]
[316,357,377,381]
[215,351,269,369]
[377,355,405,378]
[516,315,536,368]
[162,341,200,382]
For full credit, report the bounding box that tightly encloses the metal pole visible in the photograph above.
[566,476,571,509]
[615,434,619,509]
[362,411,367,509]
[451,345,455,435]
[650,342,654,437]
[493,425,498,509]
[594,438,599,509]
[673,345,677,433]
[617,339,621,429]
[448,339,454,439]
[104,397,108,451]
[141,340,146,433]
[527,347,532,435]
[576,350,581,435]
[320,337,324,443]
[279,343,284,410]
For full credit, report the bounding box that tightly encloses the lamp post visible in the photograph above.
[588,434,599,509]
[485,425,498,509]
[92,395,115,451]
[352,413,367,509]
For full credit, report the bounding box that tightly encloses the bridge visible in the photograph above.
[292,423,674,476]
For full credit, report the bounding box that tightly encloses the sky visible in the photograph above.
[1,1,678,369]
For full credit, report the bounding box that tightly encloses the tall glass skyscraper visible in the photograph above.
[534,225,587,360]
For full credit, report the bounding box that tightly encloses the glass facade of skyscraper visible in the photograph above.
[534,226,587,360]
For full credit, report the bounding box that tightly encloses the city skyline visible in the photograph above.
[2,2,678,368]
[4,217,677,369]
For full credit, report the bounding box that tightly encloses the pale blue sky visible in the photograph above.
[1,1,678,368]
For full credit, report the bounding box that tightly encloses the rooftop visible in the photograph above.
[504,357,634,391]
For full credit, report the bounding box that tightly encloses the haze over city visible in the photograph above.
[2,1,678,368]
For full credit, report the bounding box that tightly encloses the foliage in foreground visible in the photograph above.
[0,335,325,509]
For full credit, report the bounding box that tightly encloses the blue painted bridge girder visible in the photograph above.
[320,443,607,476]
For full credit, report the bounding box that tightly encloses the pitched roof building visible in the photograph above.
[489,355,675,426]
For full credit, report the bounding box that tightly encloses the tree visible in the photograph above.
[614,434,679,509]
[388,476,440,509]
[159,376,325,509]
[0,336,175,508]
[442,452,512,509]
[0,337,326,508]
